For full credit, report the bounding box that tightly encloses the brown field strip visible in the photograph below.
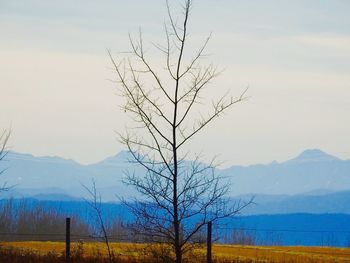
[213,245,350,262]
[0,241,349,262]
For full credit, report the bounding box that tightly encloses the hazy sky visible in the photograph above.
[1,0,349,166]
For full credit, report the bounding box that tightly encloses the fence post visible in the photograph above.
[207,221,212,263]
[66,217,71,263]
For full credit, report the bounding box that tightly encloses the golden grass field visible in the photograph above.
[0,241,350,263]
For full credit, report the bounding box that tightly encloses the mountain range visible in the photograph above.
[1,149,349,206]
[223,149,350,195]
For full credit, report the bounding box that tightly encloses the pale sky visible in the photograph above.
[1,0,350,166]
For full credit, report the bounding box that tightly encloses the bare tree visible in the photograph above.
[83,180,114,263]
[109,1,251,262]
[0,129,11,192]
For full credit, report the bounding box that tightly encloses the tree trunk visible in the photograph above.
[175,243,182,263]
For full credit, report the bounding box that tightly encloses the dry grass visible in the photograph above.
[0,241,349,263]
[213,245,350,262]
[1,241,141,257]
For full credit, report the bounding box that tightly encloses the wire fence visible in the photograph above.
[1,226,349,244]
[0,232,144,242]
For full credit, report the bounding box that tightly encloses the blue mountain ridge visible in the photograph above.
[1,149,349,200]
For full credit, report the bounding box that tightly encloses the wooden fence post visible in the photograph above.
[207,221,212,263]
[66,217,71,263]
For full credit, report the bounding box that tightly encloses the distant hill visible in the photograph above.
[1,149,350,201]
[3,189,350,215]
[0,151,141,200]
[223,149,350,195]
[236,190,350,215]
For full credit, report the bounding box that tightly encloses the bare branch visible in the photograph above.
[128,33,175,104]
[0,129,11,192]
[179,33,212,79]
[83,180,114,263]
[166,0,182,42]
[108,51,174,147]
[177,87,249,149]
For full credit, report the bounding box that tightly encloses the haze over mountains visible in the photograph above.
[1,149,350,215]
[223,149,350,195]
